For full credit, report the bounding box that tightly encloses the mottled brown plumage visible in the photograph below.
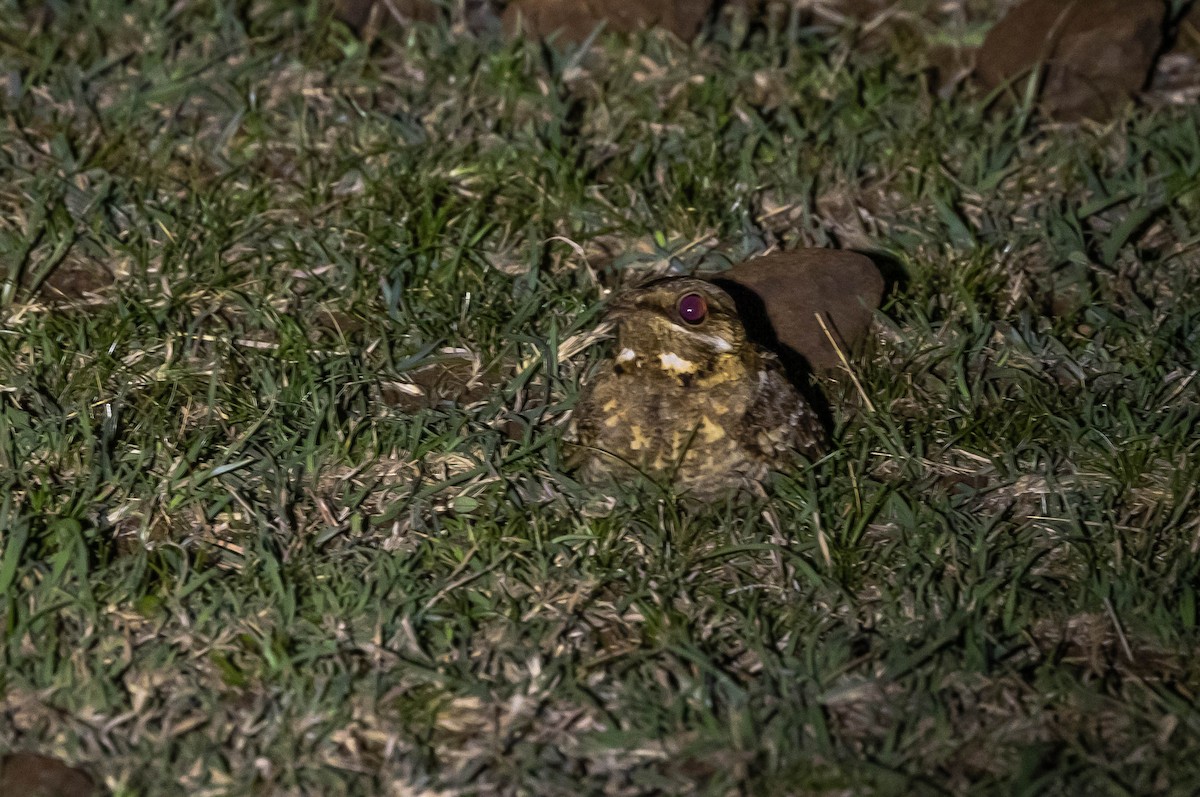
[571,277,826,500]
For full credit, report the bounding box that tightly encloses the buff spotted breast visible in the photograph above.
[570,277,826,500]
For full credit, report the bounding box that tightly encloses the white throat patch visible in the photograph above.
[617,347,637,363]
[664,321,732,353]
[658,352,697,373]
[693,331,733,352]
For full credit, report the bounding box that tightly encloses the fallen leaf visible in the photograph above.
[709,249,884,373]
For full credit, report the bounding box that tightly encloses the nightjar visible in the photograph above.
[571,277,826,500]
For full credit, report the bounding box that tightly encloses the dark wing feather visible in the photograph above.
[737,349,827,465]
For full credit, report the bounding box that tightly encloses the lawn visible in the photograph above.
[3,1,1200,794]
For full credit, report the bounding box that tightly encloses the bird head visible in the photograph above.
[606,277,749,372]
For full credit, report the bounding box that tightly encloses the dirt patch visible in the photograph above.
[0,752,99,797]
[309,308,366,341]
[38,258,115,301]
[1030,611,1189,682]
[976,0,1166,121]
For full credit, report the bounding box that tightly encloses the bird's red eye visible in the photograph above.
[677,293,708,325]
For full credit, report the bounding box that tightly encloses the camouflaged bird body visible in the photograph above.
[572,277,825,500]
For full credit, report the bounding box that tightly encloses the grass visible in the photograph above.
[3,0,1200,794]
